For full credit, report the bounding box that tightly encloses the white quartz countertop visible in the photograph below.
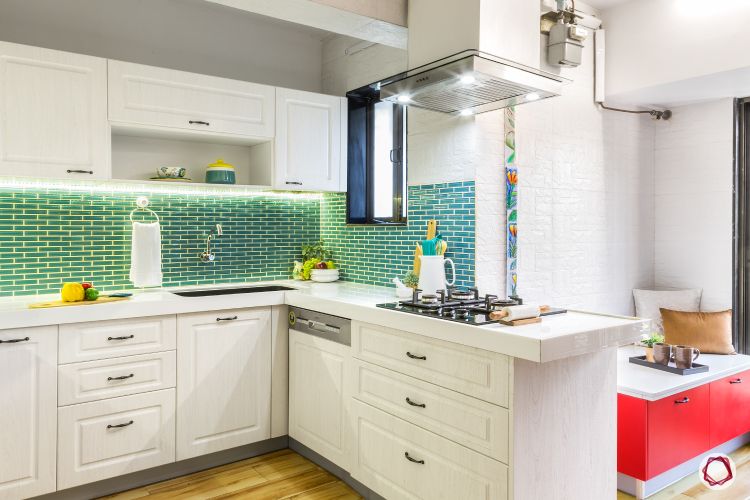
[617,345,750,401]
[0,280,646,362]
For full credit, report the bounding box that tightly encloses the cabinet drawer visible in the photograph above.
[647,385,709,478]
[352,321,509,406]
[59,316,176,363]
[350,400,508,500]
[710,369,750,447]
[58,351,176,406]
[57,389,175,489]
[108,60,274,138]
[351,360,508,463]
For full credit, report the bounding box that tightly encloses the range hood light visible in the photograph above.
[377,51,570,115]
[459,109,474,116]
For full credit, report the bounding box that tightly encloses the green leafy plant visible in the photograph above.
[301,240,332,262]
[640,332,664,348]
[403,271,419,289]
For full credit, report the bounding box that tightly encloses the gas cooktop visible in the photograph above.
[376,287,524,325]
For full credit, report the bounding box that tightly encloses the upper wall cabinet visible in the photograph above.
[0,42,109,179]
[108,61,275,140]
[275,88,345,192]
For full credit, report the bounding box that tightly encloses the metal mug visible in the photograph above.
[672,345,700,369]
[653,343,672,365]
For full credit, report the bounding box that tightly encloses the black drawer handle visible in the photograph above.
[66,169,94,174]
[107,420,134,429]
[731,378,743,384]
[405,397,426,408]
[107,373,135,381]
[216,316,238,322]
[189,120,210,126]
[674,397,690,404]
[286,181,303,185]
[107,335,134,341]
[0,337,30,344]
[406,352,426,360]
[404,452,424,464]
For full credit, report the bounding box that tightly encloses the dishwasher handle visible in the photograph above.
[296,316,341,335]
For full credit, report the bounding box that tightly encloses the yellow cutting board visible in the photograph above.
[29,296,130,309]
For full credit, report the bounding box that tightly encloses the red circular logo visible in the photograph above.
[699,453,736,490]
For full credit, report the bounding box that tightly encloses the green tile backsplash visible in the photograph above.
[0,180,475,296]
[321,181,476,289]
[0,187,320,296]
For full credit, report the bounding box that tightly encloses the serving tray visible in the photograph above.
[629,355,709,375]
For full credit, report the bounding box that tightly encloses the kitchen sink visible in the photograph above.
[171,285,295,297]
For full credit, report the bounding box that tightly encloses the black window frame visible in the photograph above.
[734,97,749,354]
[345,86,407,225]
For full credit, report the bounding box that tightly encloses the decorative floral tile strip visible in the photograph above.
[505,107,518,297]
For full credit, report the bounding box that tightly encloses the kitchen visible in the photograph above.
[0,0,748,499]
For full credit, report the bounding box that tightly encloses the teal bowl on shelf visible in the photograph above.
[205,168,236,184]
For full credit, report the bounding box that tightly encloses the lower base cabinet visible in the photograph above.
[176,308,272,460]
[349,399,508,500]
[0,326,58,500]
[57,389,176,490]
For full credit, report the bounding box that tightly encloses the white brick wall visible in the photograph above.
[513,42,656,315]
[653,99,734,312]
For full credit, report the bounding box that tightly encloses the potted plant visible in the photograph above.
[639,332,664,362]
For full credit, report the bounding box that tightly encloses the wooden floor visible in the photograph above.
[617,444,750,499]
[102,449,362,500]
[104,444,750,500]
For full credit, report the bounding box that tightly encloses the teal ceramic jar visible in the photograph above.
[205,159,236,184]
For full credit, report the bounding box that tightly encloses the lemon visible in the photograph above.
[61,282,85,302]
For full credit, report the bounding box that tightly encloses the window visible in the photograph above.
[346,88,407,225]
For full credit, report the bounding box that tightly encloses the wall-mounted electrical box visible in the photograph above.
[547,20,587,67]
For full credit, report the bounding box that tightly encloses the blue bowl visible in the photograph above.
[205,169,236,184]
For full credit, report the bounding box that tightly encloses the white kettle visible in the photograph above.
[418,255,455,295]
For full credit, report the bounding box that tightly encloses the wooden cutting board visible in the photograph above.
[29,296,130,309]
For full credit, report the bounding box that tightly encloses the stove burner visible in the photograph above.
[455,308,469,319]
[420,294,438,304]
[450,290,473,300]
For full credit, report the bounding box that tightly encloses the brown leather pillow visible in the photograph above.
[660,308,736,355]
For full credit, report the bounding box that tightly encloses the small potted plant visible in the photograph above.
[639,332,665,362]
[403,271,419,289]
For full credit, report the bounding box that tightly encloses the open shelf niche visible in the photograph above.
[110,126,274,189]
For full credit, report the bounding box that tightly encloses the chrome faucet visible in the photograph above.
[200,224,223,263]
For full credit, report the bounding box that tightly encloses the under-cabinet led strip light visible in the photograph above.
[0,177,322,200]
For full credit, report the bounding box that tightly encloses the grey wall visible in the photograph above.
[0,0,325,91]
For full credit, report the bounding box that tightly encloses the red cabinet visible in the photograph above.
[709,369,750,447]
[647,385,710,477]
[618,385,710,480]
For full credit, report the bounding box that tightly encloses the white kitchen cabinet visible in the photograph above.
[0,42,109,179]
[108,60,275,139]
[274,88,344,192]
[176,308,272,460]
[57,389,176,489]
[0,326,57,500]
[349,399,508,500]
[58,350,177,406]
[289,329,350,469]
[58,315,176,364]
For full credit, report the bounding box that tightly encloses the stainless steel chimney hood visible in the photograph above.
[376,50,569,115]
